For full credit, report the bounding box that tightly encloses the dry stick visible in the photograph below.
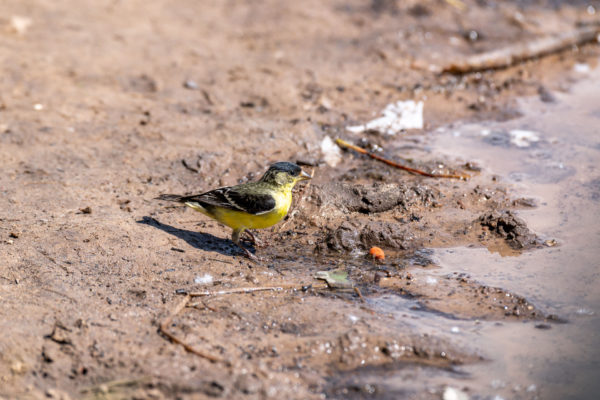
[41,287,78,303]
[354,287,366,303]
[81,376,152,394]
[159,294,223,363]
[443,25,600,74]
[37,249,72,274]
[444,0,466,11]
[335,138,469,180]
[188,282,328,297]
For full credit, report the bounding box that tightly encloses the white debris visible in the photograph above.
[509,129,539,148]
[320,135,342,167]
[425,276,438,285]
[443,386,469,400]
[348,314,359,323]
[347,100,424,135]
[194,273,213,285]
[574,63,590,74]
[33,103,44,111]
[10,16,32,35]
[575,308,595,316]
[450,326,460,333]
[480,129,491,137]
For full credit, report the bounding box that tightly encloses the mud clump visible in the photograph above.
[326,221,361,252]
[326,221,417,251]
[360,221,415,250]
[478,210,540,250]
[316,182,440,214]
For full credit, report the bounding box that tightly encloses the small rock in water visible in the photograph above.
[575,308,595,316]
[443,386,469,400]
[537,86,556,103]
[512,197,538,208]
[509,129,539,148]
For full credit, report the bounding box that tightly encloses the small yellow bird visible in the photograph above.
[156,162,311,260]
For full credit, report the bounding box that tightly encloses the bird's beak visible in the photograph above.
[298,170,312,181]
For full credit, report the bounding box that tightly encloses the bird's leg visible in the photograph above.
[232,229,260,261]
[243,230,267,248]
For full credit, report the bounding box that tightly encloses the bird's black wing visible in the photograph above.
[181,187,276,215]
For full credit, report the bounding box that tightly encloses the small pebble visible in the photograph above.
[183,79,198,89]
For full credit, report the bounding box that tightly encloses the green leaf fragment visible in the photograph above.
[315,270,353,288]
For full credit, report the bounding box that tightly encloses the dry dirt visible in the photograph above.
[1,1,598,399]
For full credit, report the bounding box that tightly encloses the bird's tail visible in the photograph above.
[155,194,185,202]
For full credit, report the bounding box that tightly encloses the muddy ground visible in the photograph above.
[1,0,599,399]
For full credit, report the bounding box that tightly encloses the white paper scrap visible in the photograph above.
[320,135,342,167]
[347,100,424,135]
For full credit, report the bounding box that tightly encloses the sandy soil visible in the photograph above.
[0,0,598,399]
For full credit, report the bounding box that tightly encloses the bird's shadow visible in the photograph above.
[138,216,253,257]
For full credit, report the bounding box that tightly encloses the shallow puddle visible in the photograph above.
[379,66,600,399]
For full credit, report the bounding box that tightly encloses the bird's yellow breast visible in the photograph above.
[187,186,293,231]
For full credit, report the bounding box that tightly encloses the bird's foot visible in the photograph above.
[237,243,262,262]
[243,249,262,263]
[244,230,268,248]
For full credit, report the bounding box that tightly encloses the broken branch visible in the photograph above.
[443,25,600,74]
[335,138,469,179]
[188,282,328,297]
[159,294,223,363]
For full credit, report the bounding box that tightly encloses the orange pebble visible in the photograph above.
[369,246,385,260]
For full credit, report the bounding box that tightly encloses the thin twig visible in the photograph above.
[442,25,600,74]
[207,258,234,265]
[37,249,72,274]
[354,287,366,303]
[81,376,152,394]
[335,138,469,180]
[41,287,78,303]
[159,294,223,363]
[188,283,327,297]
[188,300,219,312]
[181,159,199,173]
[444,0,467,11]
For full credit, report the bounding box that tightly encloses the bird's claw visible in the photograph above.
[243,248,262,263]
[244,230,266,248]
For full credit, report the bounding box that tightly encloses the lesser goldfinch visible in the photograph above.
[156,161,311,260]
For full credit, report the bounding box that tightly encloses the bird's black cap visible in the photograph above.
[268,161,302,176]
